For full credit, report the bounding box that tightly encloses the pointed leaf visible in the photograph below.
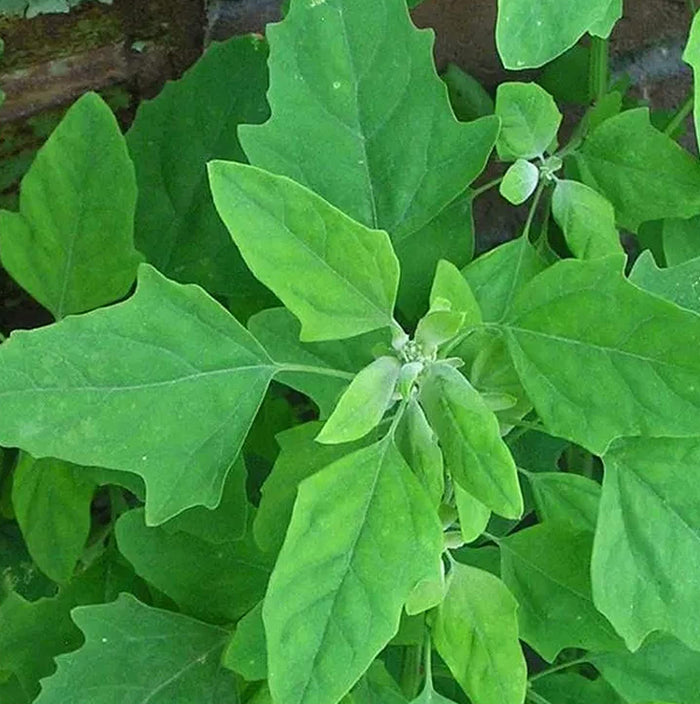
[630,250,700,315]
[500,159,540,205]
[429,260,481,327]
[0,92,141,319]
[224,601,267,681]
[349,661,408,704]
[551,180,622,259]
[500,523,622,662]
[34,594,238,704]
[419,364,523,519]
[527,472,600,532]
[317,356,401,444]
[504,256,700,453]
[209,161,400,342]
[592,436,700,651]
[263,437,443,704]
[0,265,276,524]
[433,564,527,704]
[127,36,270,299]
[454,483,490,543]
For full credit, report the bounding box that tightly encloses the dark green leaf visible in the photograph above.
[527,472,600,532]
[532,672,625,704]
[663,215,700,266]
[349,661,408,704]
[441,64,494,122]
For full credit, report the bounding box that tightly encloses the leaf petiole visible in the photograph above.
[528,655,590,682]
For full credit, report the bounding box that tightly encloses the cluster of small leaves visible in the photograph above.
[1,1,700,703]
[0,0,112,19]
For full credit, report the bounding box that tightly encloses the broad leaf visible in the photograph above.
[239,0,499,313]
[593,634,700,704]
[575,109,700,232]
[496,0,619,69]
[454,483,490,543]
[663,215,700,266]
[500,523,622,662]
[592,436,700,651]
[127,36,270,301]
[0,92,141,319]
[419,364,523,519]
[433,563,526,704]
[630,250,700,314]
[495,83,562,161]
[116,507,272,623]
[0,265,276,524]
[532,672,625,704]
[551,180,621,259]
[500,159,539,205]
[223,601,267,681]
[527,472,600,532]
[317,356,401,444]
[11,453,95,583]
[463,236,546,322]
[263,437,443,704]
[504,256,700,453]
[35,594,238,704]
[209,161,400,342]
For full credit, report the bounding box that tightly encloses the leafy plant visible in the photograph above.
[1,0,700,703]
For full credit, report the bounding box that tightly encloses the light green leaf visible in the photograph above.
[575,108,700,232]
[239,0,498,314]
[504,256,700,454]
[254,422,375,555]
[500,523,622,662]
[532,672,625,704]
[317,356,401,444]
[34,594,238,704]
[263,436,443,704]
[163,456,248,543]
[684,10,700,151]
[463,236,546,322]
[0,92,141,319]
[551,180,622,259]
[496,0,617,69]
[415,311,465,355]
[527,472,600,532]
[127,36,270,300]
[589,0,623,37]
[454,483,490,543]
[429,259,481,327]
[663,215,700,266]
[433,564,526,704]
[592,436,700,651]
[395,397,444,507]
[209,161,400,342]
[500,159,540,205]
[630,250,700,315]
[223,601,267,681]
[419,364,523,519]
[495,83,562,160]
[0,265,276,525]
[116,507,272,623]
[11,453,95,583]
[593,634,700,704]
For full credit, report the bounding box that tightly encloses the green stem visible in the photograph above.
[399,643,423,700]
[280,363,355,381]
[482,530,502,545]
[529,656,590,682]
[527,691,555,704]
[687,0,697,15]
[663,92,694,136]
[523,181,546,240]
[510,418,547,433]
[471,176,503,199]
[589,36,609,104]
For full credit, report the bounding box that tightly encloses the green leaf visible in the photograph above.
[575,108,700,232]
[349,661,408,704]
[551,180,622,259]
[419,364,523,519]
[126,36,270,300]
[429,260,482,327]
[263,436,443,704]
[500,159,540,205]
[317,356,401,444]
[630,250,700,315]
[209,161,400,342]
[433,563,526,704]
[503,256,700,453]
[395,397,444,507]
[592,635,700,704]
[454,483,490,543]
[592,436,700,651]
[163,456,248,543]
[116,507,272,623]
[527,472,600,532]
[463,236,546,322]
[441,63,494,123]
[238,0,499,314]
[34,594,238,704]
[495,83,562,160]
[0,92,141,319]
[589,0,623,37]
[496,0,616,69]
[11,453,95,583]
[0,265,276,525]
[500,523,622,662]
[684,10,700,151]
[532,672,625,704]
[411,682,458,704]
[223,601,267,681]
[663,215,700,266]
[253,422,375,555]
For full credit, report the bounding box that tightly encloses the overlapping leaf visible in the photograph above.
[630,250,700,314]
